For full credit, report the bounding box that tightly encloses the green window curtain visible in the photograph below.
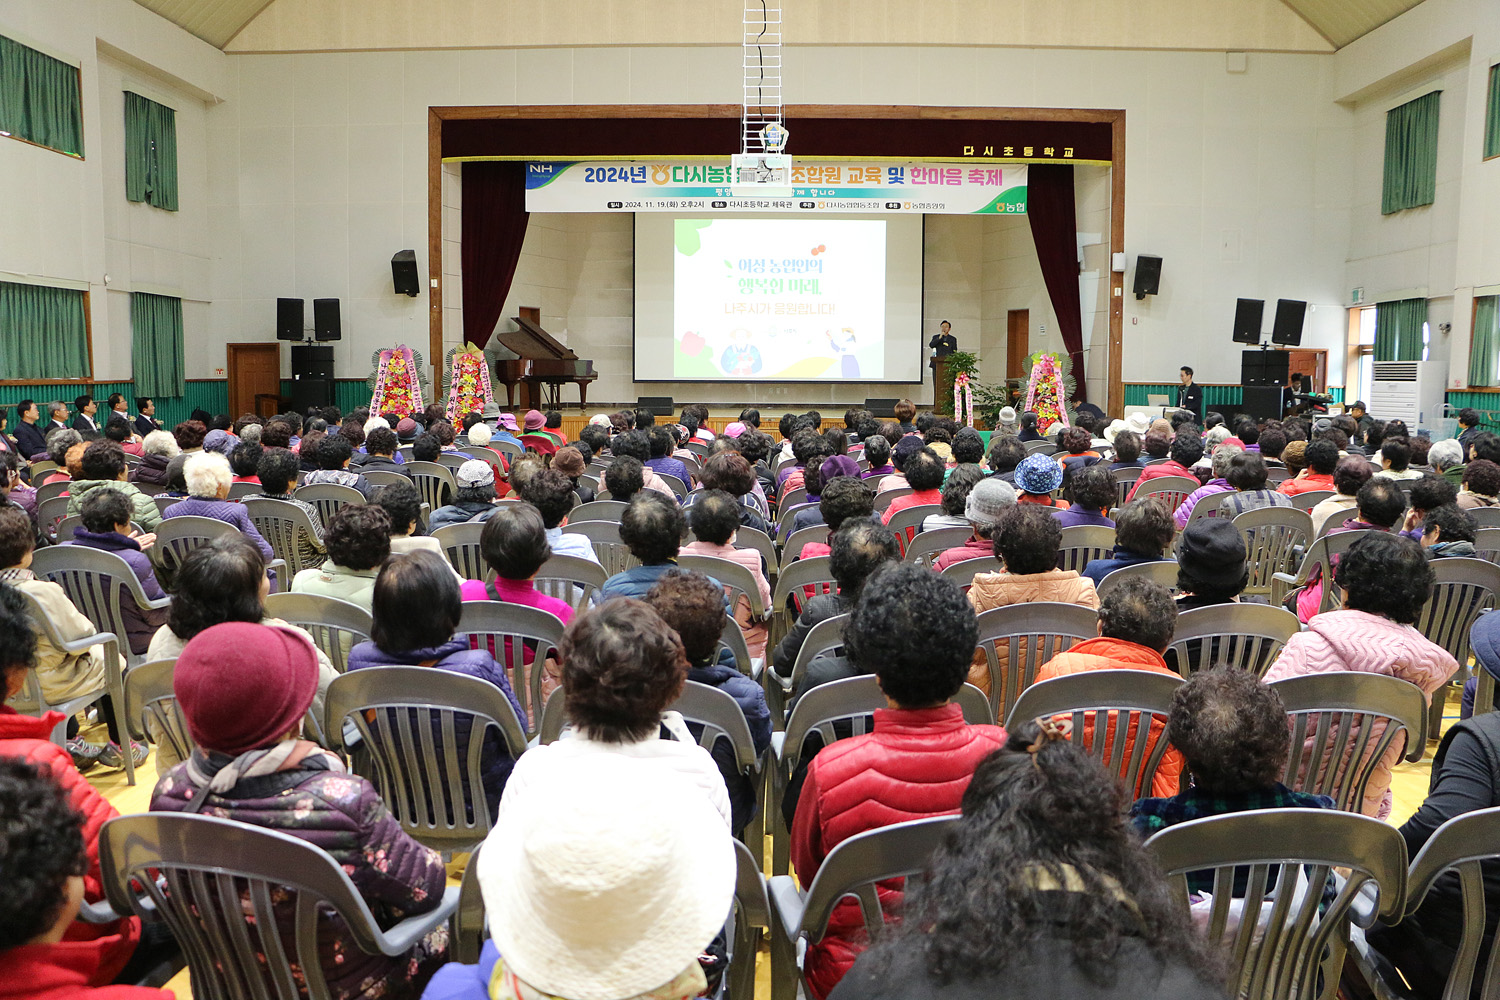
[0,281,90,380]
[1472,296,1500,387]
[1374,298,1428,362]
[1382,91,1440,214]
[124,92,178,211]
[1486,65,1500,160]
[0,35,83,157]
[130,292,184,398]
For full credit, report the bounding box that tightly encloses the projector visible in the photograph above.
[730,153,793,198]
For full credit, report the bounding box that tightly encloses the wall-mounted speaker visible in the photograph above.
[1133,255,1163,299]
[313,298,341,342]
[1232,298,1265,345]
[1271,299,1307,346]
[864,398,901,417]
[392,250,420,297]
[635,396,674,415]
[276,298,304,341]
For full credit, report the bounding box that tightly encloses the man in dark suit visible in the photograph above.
[1176,366,1204,423]
[70,394,98,435]
[12,400,47,460]
[44,401,70,436]
[133,397,160,438]
[929,320,958,387]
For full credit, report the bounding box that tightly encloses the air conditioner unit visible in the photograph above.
[1368,360,1446,433]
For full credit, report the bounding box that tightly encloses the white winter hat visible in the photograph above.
[1126,411,1153,434]
[479,758,735,1000]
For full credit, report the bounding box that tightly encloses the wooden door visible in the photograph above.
[1285,349,1328,394]
[227,343,282,418]
[1006,310,1030,379]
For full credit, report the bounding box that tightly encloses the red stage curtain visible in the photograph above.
[1026,164,1086,402]
[461,161,529,350]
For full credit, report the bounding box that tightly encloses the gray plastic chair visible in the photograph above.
[885,504,943,553]
[33,479,69,505]
[974,601,1100,723]
[560,519,639,576]
[767,611,849,725]
[244,497,327,576]
[1057,525,1117,573]
[778,485,809,511]
[53,514,84,543]
[678,553,769,620]
[36,494,69,540]
[1025,439,1058,454]
[1288,488,1337,512]
[1096,558,1181,599]
[1270,530,1364,613]
[781,524,831,569]
[769,556,836,649]
[435,453,470,473]
[455,600,567,730]
[767,816,958,1000]
[657,472,689,499]
[152,514,239,577]
[1270,672,1427,813]
[1473,527,1500,565]
[122,658,193,765]
[1234,506,1313,602]
[154,495,181,518]
[404,461,456,512]
[718,616,759,679]
[1133,474,1199,514]
[362,469,410,489]
[733,526,778,583]
[1005,669,1183,798]
[775,503,818,543]
[532,553,609,612]
[1183,490,1233,532]
[939,555,1003,591]
[1145,809,1407,1000]
[730,839,773,1000]
[99,812,461,1000]
[263,591,374,673]
[903,525,973,567]
[292,482,367,524]
[1113,467,1143,508]
[226,481,261,501]
[568,499,628,522]
[432,521,486,580]
[325,666,528,852]
[1471,508,1500,529]
[870,486,912,512]
[1415,557,1500,742]
[1164,603,1303,677]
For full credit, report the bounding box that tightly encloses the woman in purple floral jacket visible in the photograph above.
[151,620,449,1000]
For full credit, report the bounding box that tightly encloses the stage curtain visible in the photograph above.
[461,161,529,351]
[0,281,89,380]
[1382,91,1440,215]
[0,34,83,156]
[1027,164,1086,401]
[1487,65,1500,160]
[124,92,179,211]
[1373,297,1427,362]
[1471,296,1500,387]
[130,292,184,397]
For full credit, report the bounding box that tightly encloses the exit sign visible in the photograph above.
[1351,287,1365,304]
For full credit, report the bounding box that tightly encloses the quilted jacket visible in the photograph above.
[1264,609,1456,817]
[1125,459,1196,501]
[64,480,162,531]
[0,708,142,987]
[790,704,1006,1000]
[1033,636,1184,799]
[128,453,171,490]
[152,751,449,1000]
[966,569,1099,696]
[65,530,168,655]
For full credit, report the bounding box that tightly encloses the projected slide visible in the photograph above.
[671,219,888,380]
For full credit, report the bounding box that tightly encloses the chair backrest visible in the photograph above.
[30,546,162,662]
[775,503,818,543]
[903,525,973,567]
[1264,466,1292,484]
[243,498,325,575]
[226,481,261,501]
[1133,475,1199,514]
[678,553,768,617]
[884,504,943,552]
[37,495,70,539]
[1145,809,1407,1000]
[262,592,374,673]
[1164,602,1302,677]
[733,525,777,579]
[1112,468,1143,508]
[432,521,487,580]
[362,469,410,489]
[489,439,523,462]
[53,515,83,543]
[1234,506,1313,599]
[1287,488,1336,511]
[455,601,567,729]
[9,589,118,727]
[1056,525,1116,573]
[656,472,688,499]
[1183,489,1232,531]
[1270,673,1428,812]
[568,500,628,523]
[326,666,527,852]
[870,486,913,513]
[123,658,195,763]
[779,486,809,511]
[1282,530,1366,616]
[33,479,69,505]
[1414,557,1500,667]
[396,444,415,462]
[1399,806,1500,999]
[153,515,238,579]
[404,461,456,511]
[781,524,830,568]
[28,460,59,478]
[771,556,836,615]
[785,613,850,692]
[1473,526,1500,565]
[1025,439,1058,454]
[717,616,756,677]
[1096,559,1180,599]
[1005,669,1183,798]
[435,452,470,472]
[1471,507,1500,528]
[974,602,1101,722]
[561,519,640,576]
[938,555,1003,592]
[292,482,366,524]
[154,495,180,517]
[532,554,609,612]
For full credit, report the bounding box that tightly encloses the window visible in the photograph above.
[1472,296,1500,388]
[1487,65,1500,161]
[1382,91,1440,214]
[130,292,184,398]
[124,92,178,211]
[0,34,83,157]
[0,281,90,381]
[1352,306,1376,402]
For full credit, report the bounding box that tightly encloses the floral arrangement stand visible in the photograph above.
[367,345,429,417]
[953,372,976,428]
[443,343,497,422]
[1022,351,1075,434]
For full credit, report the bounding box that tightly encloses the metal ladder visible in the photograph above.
[742,0,783,154]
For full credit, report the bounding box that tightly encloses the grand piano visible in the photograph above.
[491,317,597,411]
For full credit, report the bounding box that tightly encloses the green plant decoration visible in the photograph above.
[936,350,982,416]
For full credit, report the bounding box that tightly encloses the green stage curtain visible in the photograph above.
[1487,65,1500,160]
[1382,91,1440,214]
[0,35,83,156]
[0,281,89,380]
[1374,298,1428,363]
[124,92,178,211]
[1472,296,1500,387]
[130,292,184,398]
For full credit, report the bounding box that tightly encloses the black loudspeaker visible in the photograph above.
[313,298,341,342]
[1271,299,1307,346]
[635,396,674,415]
[864,398,901,417]
[1232,298,1265,345]
[1241,349,1289,387]
[392,250,419,297]
[288,379,333,413]
[276,298,304,341]
[291,345,335,379]
[1133,255,1162,300]
[1241,385,1286,422]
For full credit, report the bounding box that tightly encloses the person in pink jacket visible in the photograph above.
[681,490,772,658]
[1264,532,1456,818]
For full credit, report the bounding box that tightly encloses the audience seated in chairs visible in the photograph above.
[1107,427,1147,472]
[549,446,595,505]
[518,468,601,567]
[428,460,501,530]
[932,478,1017,572]
[1398,473,1460,542]
[1033,578,1185,798]
[1172,443,1242,529]
[371,478,441,561]
[1456,458,1500,511]
[65,441,162,531]
[924,464,985,532]
[42,428,83,486]
[290,503,391,613]
[1009,453,1068,511]
[645,569,772,835]
[830,724,1224,1000]
[1055,464,1116,529]
[347,550,525,816]
[1216,451,1292,518]
[245,447,326,568]
[688,451,771,534]
[1056,426,1102,480]
[790,456,862,534]
[608,431,676,500]
[599,492,711,601]
[1419,503,1478,560]
[1374,436,1423,482]
[1265,532,1455,817]
[145,535,337,770]
[881,449,946,531]
[790,561,1006,1000]
[791,475,878,563]
[301,435,373,500]
[1310,455,1373,535]
[461,502,574,632]
[1081,498,1176,587]
[860,432,892,481]
[1127,431,1203,501]
[1279,438,1339,496]
[984,434,1027,484]
[682,490,772,659]
[876,435,924,494]
[161,453,274,563]
[351,426,403,473]
[966,505,1100,697]
[1429,437,1465,487]
[1293,477,1409,621]
[67,489,167,664]
[602,455,648,503]
[1173,519,1249,611]
[152,620,450,999]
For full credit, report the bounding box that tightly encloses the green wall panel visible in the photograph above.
[1123,385,1344,412]
[1445,392,1500,435]
[0,380,223,433]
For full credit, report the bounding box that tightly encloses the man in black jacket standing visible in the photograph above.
[1176,366,1203,423]
[929,320,958,389]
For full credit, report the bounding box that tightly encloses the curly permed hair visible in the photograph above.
[1168,668,1289,793]
[559,598,688,742]
[845,561,976,706]
[1334,531,1433,624]
[0,759,88,950]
